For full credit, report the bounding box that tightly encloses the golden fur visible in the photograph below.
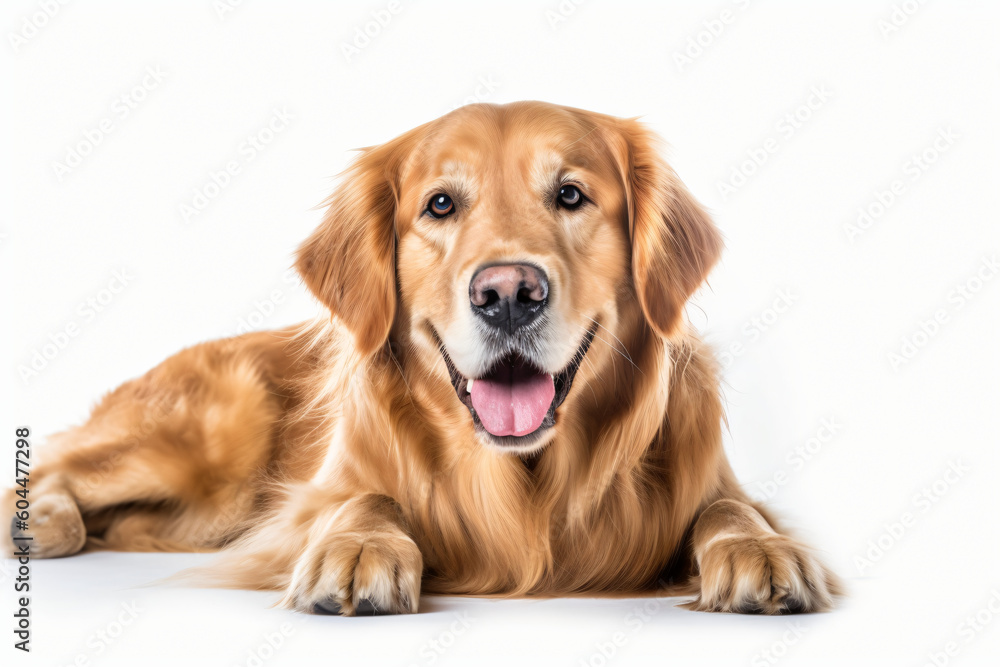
[8,102,839,615]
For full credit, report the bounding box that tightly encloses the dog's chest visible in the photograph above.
[413,478,674,594]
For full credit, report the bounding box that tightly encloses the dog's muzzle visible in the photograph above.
[439,324,596,446]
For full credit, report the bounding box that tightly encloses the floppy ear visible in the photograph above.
[296,140,406,356]
[616,121,723,338]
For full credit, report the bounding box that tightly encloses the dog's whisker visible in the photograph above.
[573,321,641,375]
[582,314,634,365]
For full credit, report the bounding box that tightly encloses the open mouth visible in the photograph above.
[439,326,596,447]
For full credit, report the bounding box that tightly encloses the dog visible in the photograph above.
[9,101,839,615]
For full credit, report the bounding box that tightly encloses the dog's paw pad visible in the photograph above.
[353,598,381,616]
[312,598,343,615]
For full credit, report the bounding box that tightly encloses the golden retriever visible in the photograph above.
[9,101,839,615]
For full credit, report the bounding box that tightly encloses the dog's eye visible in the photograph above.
[557,184,584,210]
[427,194,454,218]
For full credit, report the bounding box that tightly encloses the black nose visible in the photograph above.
[469,264,549,333]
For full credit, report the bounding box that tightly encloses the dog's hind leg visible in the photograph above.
[7,331,295,558]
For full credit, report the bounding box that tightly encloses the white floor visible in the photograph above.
[2,551,994,667]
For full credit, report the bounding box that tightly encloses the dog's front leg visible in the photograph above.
[279,493,422,616]
[687,499,840,614]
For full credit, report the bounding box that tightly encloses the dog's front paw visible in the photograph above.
[689,534,839,614]
[281,529,422,616]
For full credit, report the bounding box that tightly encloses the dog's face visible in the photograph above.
[395,105,632,452]
[297,102,721,455]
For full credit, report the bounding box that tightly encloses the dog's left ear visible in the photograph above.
[612,120,723,338]
[296,135,413,356]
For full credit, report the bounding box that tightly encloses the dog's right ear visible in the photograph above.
[296,135,413,357]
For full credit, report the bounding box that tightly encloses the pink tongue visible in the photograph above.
[469,362,555,437]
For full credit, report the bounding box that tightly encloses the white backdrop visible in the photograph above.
[3,1,999,666]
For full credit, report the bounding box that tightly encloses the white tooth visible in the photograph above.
[467,378,474,392]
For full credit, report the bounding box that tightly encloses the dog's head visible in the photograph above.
[297,102,721,455]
